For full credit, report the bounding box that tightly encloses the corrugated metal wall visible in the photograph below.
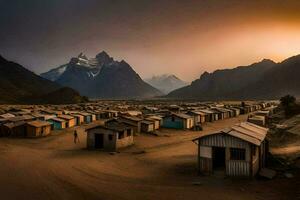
[199,133,253,176]
[226,160,250,176]
[200,134,250,149]
[199,157,212,173]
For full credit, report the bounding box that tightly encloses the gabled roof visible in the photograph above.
[120,115,143,122]
[193,122,268,146]
[167,113,192,119]
[188,111,207,116]
[198,109,215,114]
[146,115,162,121]
[0,113,16,119]
[8,115,35,122]
[4,121,26,128]
[27,120,52,127]
[49,117,66,123]
[77,112,92,116]
[141,120,154,125]
[86,121,131,132]
[58,115,75,120]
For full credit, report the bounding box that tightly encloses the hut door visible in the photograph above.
[95,134,104,149]
[212,147,226,170]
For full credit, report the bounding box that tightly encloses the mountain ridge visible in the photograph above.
[0,55,88,104]
[167,56,300,100]
[41,51,162,99]
[145,74,188,94]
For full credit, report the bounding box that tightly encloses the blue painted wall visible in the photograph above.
[47,120,62,130]
[162,116,184,129]
[85,116,92,123]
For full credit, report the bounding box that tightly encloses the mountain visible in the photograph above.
[40,64,68,81]
[31,87,89,104]
[145,74,188,94]
[167,56,300,100]
[168,55,300,100]
[167,59,277,100]
[233,55,300,99]
[0,55,88,104]
[41,51,162,99]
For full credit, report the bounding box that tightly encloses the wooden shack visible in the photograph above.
[26,120,52,137]
[47,118,67,130]
[162,113,194,129]
[248,115,266,127]
[58,115,76,128]
[79,112,93,123]
[72,114,84,125]
[193,122,268,177]
[145,116,162,130]
[85,121,134,151]
[187,111,206,124]
[199,109,218,122]
[119,116,142,133]
[141,120,155,133]
[0,121,26,137]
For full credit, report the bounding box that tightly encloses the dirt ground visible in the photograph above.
[0,115,299,200]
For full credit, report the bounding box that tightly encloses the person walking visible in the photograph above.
[74,130,80,144]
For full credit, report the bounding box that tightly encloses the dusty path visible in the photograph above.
[0,115,298,200]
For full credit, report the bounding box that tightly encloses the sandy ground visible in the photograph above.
[0,115,299,200]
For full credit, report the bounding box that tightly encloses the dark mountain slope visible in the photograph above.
[89,60,162,98]
[28,87,88,104]
[42,51,162,99]
[233,55,300,99]
[0,55,87,104]
[167,59,276,100]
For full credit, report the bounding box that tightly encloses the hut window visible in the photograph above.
[171,116,175,121]
[127,129,132,136]
[118,131,124,139]
[108,135,113,141]
[230,148,246,160]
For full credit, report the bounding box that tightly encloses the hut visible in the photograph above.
[26,120,52,137]
[193,122,268,177]
[145,115,162,130]
[88,113,97,121]
[79,112,93,123]
[7,115,35,123]
[58,115,76,128]
[229,107,241,117]
[72,114,84,125]
[119,116,142,133]
[0,121,26,137]
[162,113,194,129]
[47,118,67,130]
[85,121,134,151]
[200,109,218,122]
[30,113,46,121]
[141,120,155,133]
[0,113,15,119]
[248,115,266,127]
[187,111,206,124]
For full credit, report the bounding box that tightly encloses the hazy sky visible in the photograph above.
[1,0,300,81]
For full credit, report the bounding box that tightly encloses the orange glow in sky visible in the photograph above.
[1,0,300,81]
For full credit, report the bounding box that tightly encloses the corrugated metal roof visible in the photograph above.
[227,122,268,145]
[173,113,193,119]
[50,117,66,122]
[27,120,51,127]
[193,122,268,146]
[58,115,75,120]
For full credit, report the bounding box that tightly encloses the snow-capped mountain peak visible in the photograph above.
[145,74,188,94]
